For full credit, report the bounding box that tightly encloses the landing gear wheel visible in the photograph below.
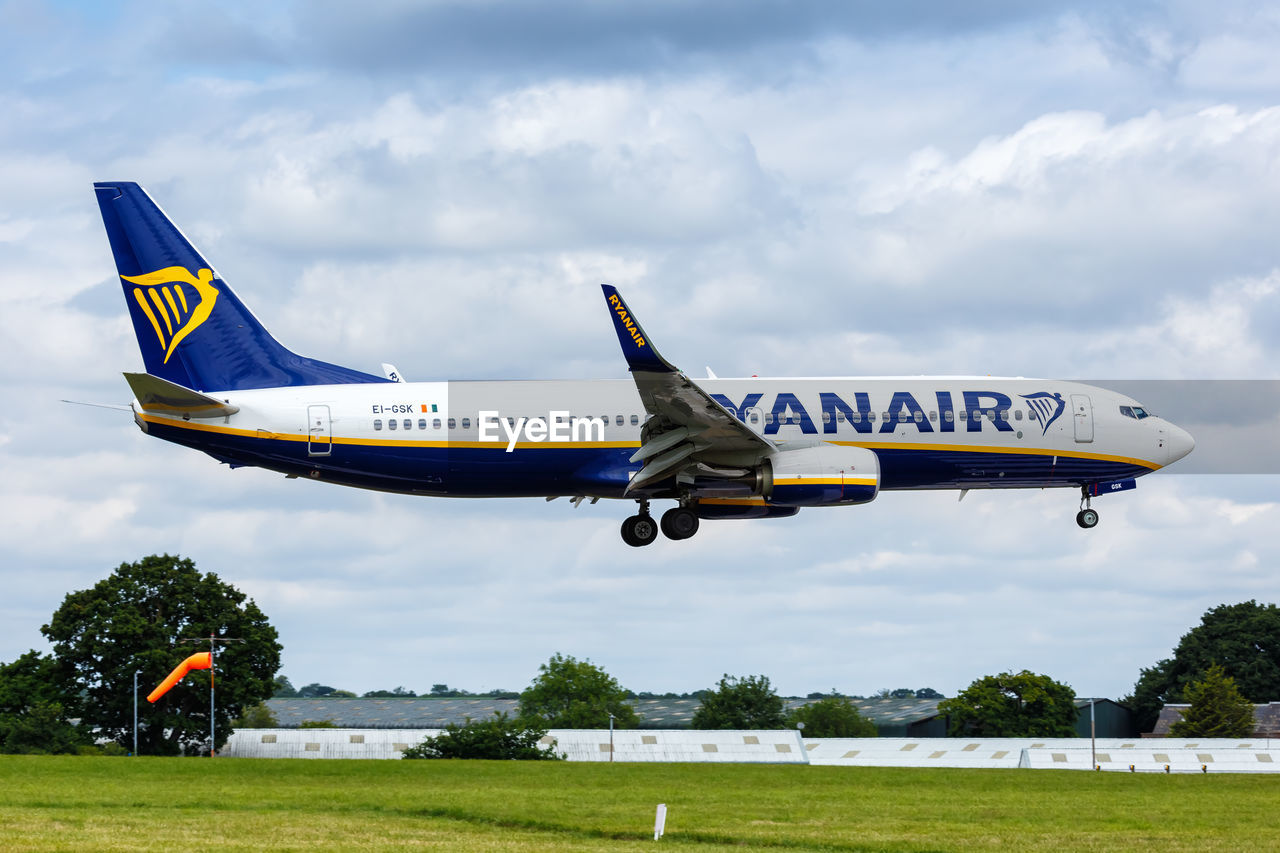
[1076,509,1099,529]
[660,507,700,541]
[621,514,659,547]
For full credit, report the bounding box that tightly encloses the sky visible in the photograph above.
[3,0,1280,703]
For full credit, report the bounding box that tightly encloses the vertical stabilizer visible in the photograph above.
[94,182,388,392]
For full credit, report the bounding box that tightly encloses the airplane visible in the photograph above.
[93,181,1195,546]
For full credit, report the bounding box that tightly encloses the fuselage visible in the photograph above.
[134,376,1193,499]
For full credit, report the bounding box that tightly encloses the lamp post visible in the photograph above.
[133,669,141,756]
[608,712,615,763]
[1090,698,1097,770]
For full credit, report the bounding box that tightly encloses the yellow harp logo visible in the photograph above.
[121,266,219,364]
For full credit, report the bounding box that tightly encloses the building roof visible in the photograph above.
[263,695,945,729]
[1152,702,1280,736]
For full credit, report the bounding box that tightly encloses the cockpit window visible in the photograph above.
[1120,405,1152,420]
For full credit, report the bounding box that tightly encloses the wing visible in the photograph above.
[601,285,773,493]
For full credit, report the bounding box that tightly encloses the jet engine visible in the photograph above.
[763,444,880,507]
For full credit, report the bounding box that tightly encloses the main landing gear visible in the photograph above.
[1076,487,1099,529]
[621,502,701,546]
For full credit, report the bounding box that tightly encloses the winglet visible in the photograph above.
[601,285,678,374]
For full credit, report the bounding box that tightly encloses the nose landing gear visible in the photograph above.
[1076,487,1099,529]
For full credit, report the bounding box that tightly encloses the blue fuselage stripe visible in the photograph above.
[148,421,1150,499]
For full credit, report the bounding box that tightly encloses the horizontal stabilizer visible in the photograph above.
[124,372,239,418]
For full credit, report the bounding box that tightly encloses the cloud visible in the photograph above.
[1,0,1280,702]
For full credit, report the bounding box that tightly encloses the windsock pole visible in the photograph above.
[177,633,243,757]
[209,635,215,758]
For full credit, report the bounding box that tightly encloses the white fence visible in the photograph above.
[220,730,1280,772]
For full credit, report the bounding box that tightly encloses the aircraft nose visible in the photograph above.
[1163,423,1195,466]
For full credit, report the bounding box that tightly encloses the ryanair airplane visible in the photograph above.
[94,182,1195,546]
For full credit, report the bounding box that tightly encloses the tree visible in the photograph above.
[41,554,282,756]
[692,674,786,729]
[402,712,562,760]
[1130,601,1280,732]
[518,653,639,728]
[297,683,337,698]
[1168,664,1256,738]
[915,687,944,700]
[786,694,877,737]
[272,676,298,697]
[363,686,416,698]
[937,670,1077,737]
[0,651,89,754]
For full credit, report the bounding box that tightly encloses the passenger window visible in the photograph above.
[388,419,397,431]
[868,412,876,422]
[461,418,470,429]
[836,412,846,422]
[616,415,624,426]
[373,419,383,431]
[765,413,774,424]
[630,414,639,425]
[433,419,441,430]
[999,411,1008,422]
[823,412,832,424]
[929,411,937,422]
[418,419,427,429]
[851,412,861,423]
[944,411,954,422]
[448,418,456,429]
[899,412,909,423]
[1014,410,1022,421]
[403,419,411,430]
[913,411,923,422]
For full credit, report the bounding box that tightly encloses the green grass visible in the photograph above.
[0,757,1275,851]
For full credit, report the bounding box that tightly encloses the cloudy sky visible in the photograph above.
[3,0,1280,704]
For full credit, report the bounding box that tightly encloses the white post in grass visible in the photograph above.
[654,803,667,840]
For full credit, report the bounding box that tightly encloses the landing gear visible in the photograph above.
[620,502,702,545]
[621,502,658,547]
[660,507,700,541]
[1076,487,1099,529]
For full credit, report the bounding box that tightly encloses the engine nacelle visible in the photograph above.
[764,445,880,507]
[695,501,800,520]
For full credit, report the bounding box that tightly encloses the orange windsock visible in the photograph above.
[147,652,212,703]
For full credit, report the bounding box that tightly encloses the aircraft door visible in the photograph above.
[743,406,765,435]
[1070,394,1094,443]
[307,405,332,456]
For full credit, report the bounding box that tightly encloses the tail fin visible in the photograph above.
[94,182,388,392]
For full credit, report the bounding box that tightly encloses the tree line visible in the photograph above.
[1,555,1275,755]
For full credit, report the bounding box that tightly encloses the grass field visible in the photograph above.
[1,756,1276,851]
